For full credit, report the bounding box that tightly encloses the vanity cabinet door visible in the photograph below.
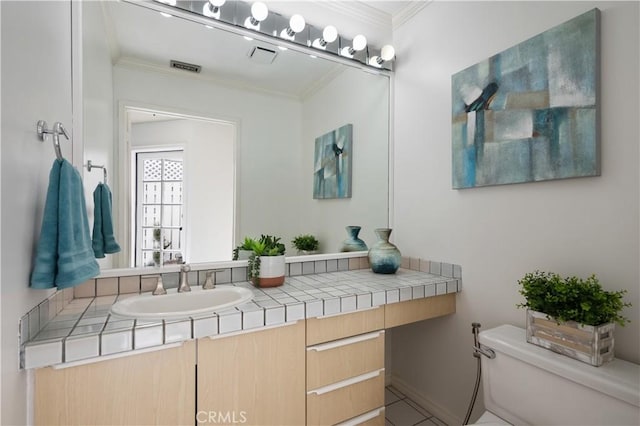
[196,321,306,426]
[34,341,196,425]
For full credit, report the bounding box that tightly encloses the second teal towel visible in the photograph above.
[92,182,121,258]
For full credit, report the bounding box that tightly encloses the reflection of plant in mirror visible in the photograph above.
[292,234,319,252]
[247,235,286,281]
[233,237,257,260]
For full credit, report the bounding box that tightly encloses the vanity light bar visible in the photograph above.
[152,0,395,71]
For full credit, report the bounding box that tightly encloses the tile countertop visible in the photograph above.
[22,268,461,369]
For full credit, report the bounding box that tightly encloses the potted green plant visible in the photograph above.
[247,235,286,288]
[292,234,319,255]
[233,237,257,260]
[517,271,631,366]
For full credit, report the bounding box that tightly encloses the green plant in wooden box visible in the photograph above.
[517,271,630,326]
[517,271,631,366]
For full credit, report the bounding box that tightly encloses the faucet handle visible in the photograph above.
[178,264,192,293]
[152,275,167,296]
[203,271,216,290]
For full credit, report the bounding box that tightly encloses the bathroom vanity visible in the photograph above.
[26,257,460,425]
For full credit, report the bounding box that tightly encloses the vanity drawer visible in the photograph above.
[307,369,385,426]
[336,408,385,426]
[307,330,385,390]
[306,307,384,346]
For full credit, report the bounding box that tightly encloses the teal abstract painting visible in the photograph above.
[314,124,353,199]
[452,9,600,189]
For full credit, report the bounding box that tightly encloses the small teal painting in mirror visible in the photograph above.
[314,124,353,199]
[451,9,600,189]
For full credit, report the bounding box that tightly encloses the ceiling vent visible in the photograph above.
[170,60,202,73]
[247,46,277,64]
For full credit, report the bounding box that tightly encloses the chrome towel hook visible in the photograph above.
[37,120,69,160]
[86,160,108,184]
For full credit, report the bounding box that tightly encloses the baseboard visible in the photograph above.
[389,374,463,426]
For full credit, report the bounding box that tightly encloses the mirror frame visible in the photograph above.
[71,0,395,276]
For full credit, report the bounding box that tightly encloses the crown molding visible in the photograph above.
[392,1,433,30]
[309,0,392,30]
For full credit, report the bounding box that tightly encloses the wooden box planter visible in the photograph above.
[526,310,615,366]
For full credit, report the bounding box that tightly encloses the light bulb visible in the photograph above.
[322,25,338,43]
[251,2,268,22]
[381,45,395,61]
[209,0,226,6]
[289,14,306,33]
[353,35,367,51]
[203,1,223,18]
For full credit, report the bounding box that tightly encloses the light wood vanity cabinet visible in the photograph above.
[34,341,196,426]
[33,293,456,426]
[197,321,306,426]
[306,307,386,426]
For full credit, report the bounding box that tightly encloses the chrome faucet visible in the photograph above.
[178,264,192,293]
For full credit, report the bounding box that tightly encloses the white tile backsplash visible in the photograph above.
[193,316,218,338]
[24,340,63,369]
[165,320,192,343]
[65,335,99,362]
[265,306,285,325]
[101,330,133,355]
[134,324,163,349]
[218,310,242,334]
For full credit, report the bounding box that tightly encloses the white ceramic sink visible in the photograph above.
[109,286,254,320]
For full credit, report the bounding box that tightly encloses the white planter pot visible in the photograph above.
[252,255,285,287]
[236,249,253,260]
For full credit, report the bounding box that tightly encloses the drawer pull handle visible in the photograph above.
[335,407,384,426]
[307,331,384,352]
[307,368,384,396]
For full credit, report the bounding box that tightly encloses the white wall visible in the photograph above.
[1,2,72,423]
[82,0,114,269]
[113,65,305,256]
[391,1,639,424]
[301,67,390,252]
[131,119,235,263]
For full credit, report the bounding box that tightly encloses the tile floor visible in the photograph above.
[385,386,447,426]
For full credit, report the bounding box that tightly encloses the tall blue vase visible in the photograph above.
[368,228,401,274]
[340,226,368,252]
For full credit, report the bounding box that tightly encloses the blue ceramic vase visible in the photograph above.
[340,226,368,252]
[368,228,401,274]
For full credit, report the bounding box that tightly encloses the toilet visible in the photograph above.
[471,325,640,425]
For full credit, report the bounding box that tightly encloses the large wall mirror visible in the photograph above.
[81,0,390,271]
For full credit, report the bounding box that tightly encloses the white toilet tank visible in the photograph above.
[479,325,640,426]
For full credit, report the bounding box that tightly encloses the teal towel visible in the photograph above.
[30,159,100,289]
[92,183,121,258]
